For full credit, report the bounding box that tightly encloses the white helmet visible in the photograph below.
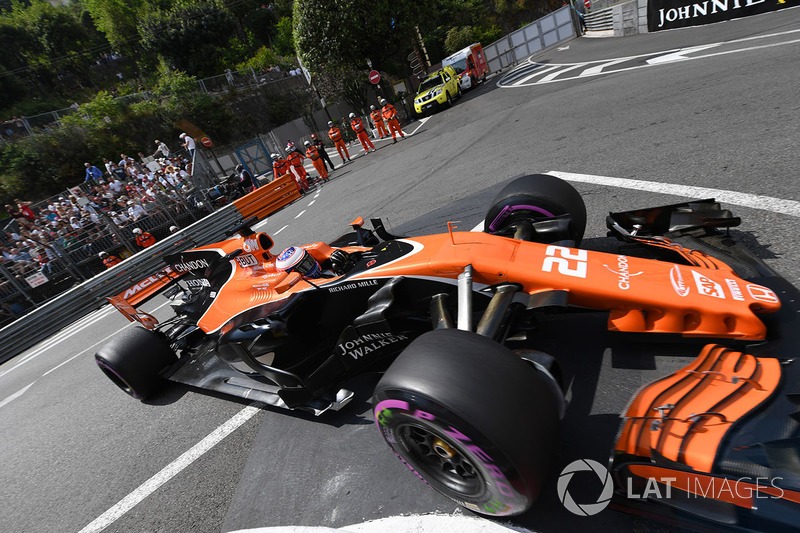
[133,228,142,234]
[328,121,333,126]
[370,105,375,110]
[304,140,311,146]
[349,113,355,118]
[179,133,186,139]
[380,99,387,105]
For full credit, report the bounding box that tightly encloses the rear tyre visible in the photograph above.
[484,173,587,244]
[446,93,453,108]
[95,327,176,400]
[373,329,561,517]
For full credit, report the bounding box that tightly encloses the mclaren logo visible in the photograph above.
[173,258,210,272]
[670,265,689,297]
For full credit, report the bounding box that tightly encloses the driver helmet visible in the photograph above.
[276,246,322,278]
[349,113,356,118]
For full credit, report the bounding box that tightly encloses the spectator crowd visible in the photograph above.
[1,138,203,314]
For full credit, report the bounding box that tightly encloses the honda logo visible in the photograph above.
[747,284,779,304]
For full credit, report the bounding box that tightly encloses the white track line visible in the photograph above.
[78,402,264,533]
[0,382,35,409]
[0,301,172,380]
[275,225,288,235]
[295,210,306,219]
[548,171,800,217]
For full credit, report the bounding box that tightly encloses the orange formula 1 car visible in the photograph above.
[95,175,800,531]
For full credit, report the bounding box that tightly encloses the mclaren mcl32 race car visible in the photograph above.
[96,174,800,531]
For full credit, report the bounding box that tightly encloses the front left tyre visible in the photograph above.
[95,327,176,400]
[372,329,561,517]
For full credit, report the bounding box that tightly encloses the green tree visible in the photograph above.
[293,0,423,75]
[85,0,145,54]
[139,1,238,77]
[444,26,476,55]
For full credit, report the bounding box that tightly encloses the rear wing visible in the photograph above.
[106,266,186,328]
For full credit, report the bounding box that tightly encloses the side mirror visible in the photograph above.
[275,272,302,294]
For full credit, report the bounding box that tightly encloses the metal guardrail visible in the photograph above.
[484,6,575,73]
[0,203,242,364]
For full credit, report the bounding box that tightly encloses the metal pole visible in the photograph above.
[0,265,38,307]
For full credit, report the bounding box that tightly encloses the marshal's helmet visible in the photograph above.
[276,246,322,278]
[328,121,333,126]
[349,113,356,118]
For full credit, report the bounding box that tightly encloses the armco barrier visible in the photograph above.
[0,203,242,363]
[484,5,575,73]
[233,174,301,221]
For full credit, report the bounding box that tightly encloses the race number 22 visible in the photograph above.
[542,246,587,278]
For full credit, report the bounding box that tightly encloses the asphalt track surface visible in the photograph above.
[2,9,799,533]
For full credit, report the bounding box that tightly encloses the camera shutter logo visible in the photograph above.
[557,459,614,516]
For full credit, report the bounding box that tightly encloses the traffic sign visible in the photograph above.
[368,70,380,84]
[200,136,212,147]
[584,0,591,9]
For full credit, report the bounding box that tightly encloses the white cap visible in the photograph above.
[179,133,186,138]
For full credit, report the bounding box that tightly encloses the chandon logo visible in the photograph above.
[173,258,210,272]
[603,256,643,290]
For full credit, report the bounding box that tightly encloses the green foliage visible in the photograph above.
[273,16,295,57]
[84,0,144,53]
[59,91,121,129]
[236,46,281,72]
[294,0,422,74]
[444,26,476,55]
[139,1,238,77]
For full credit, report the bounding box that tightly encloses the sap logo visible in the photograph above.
[692,270,725,299]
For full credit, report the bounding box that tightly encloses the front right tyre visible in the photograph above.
[373,329,561,516]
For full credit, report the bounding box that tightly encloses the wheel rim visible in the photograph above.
[398,423,483,496]
[97,359,139,398]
